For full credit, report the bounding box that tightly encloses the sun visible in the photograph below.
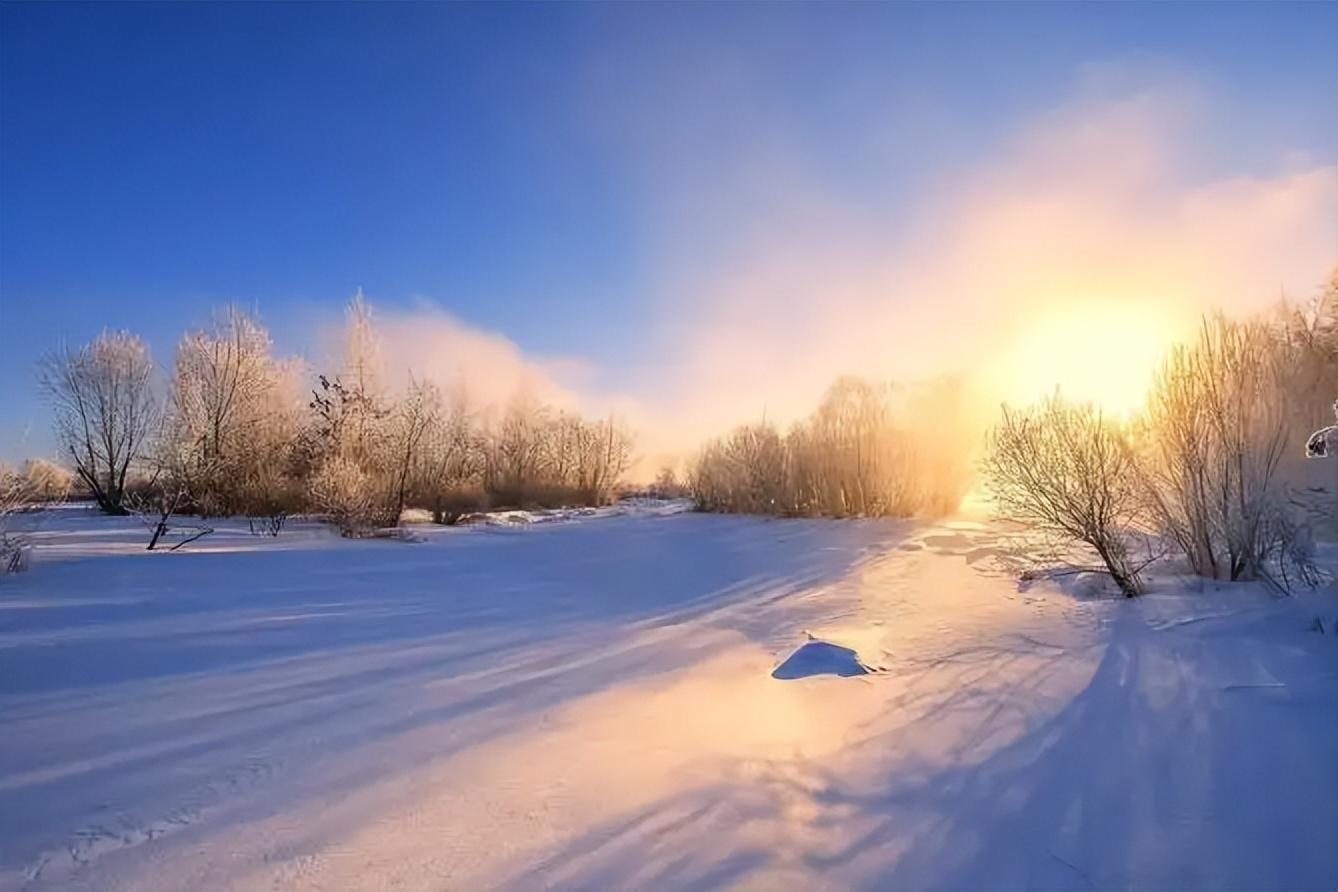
[1000,299,1188,417]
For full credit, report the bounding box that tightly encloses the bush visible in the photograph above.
[1139,315,1319,586]
[309,456,399,536]
[983,397,1146,597]
[20,459,72,503]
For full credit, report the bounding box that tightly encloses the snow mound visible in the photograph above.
[772,634,876,680]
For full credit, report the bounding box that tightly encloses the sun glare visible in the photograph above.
[1002,300,1186,417]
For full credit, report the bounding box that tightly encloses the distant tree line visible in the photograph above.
[689,375,975,519]
[34,295,633,538]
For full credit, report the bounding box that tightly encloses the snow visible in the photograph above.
[1,504,1335,890]
[771,634,879,679]
[1308,423,1338,458]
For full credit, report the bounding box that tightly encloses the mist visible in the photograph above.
[350,72,1335,479]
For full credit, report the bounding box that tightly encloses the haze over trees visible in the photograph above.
[17,274,1337,585]
[690,376,975,519]
[980,285,1338,595]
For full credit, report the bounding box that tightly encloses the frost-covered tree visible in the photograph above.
[690,376,971,518]
[388,376,439,523]
[0,461,31,573]
[165,306,299,516]
[304,294,417,535]
[1140,315,1314,586]
[305,374,398,534]
[419,397,484,521]
[21,458,73,503]
[690,422,788,515]
[983,397,1145,597]
[39,331,158,515]
[411,386,486,523]
[483,393,552,505]
[787,377,920,516]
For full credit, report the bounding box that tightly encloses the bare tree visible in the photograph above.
[412,386,486,524]
[389,376,439,523]
[126,481,214,551]
[1140,315,1311,586]
[567,415,633,505]
[690,422,788,515]
[690,375,971,519]
[308,455,392,536]
[983,397,1146,597]
[40,331,158,515]
[484,393,552,506]
[787,377,920,516]
[650,465,687,499]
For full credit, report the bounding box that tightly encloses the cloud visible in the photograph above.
[629,76,1337,452]
[362,71,1337,476]
[364,301,593,415]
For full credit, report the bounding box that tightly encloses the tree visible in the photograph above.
[389,376,439,523]
[1139,315,1309,585]
[412,386,486,524]
[690,422,788,515]
[40,331,158,515]
[484,393,552,505]
[302,294,405,535]
[983,396,1146,597]
[787,377,919,516]
[689,375,969,519]
[165,306,295,515]
[20,458,73,502]
[1,461,32,572]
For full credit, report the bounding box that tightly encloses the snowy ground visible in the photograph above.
[1,504,1335,891]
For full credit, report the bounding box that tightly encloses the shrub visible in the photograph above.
[983,397,1146,597]
[1139,315,1318,586]
[309,456,399,536]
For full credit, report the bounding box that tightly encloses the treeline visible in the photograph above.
[983,282,1338,596]
[689,375,974,518]
[36,296,632,536]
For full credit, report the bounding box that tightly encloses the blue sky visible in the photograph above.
[2,2,1336,461]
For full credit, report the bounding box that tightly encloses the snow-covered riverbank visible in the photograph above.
[2,506,1334,890]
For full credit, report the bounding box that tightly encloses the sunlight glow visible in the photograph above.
[1001,298,1189,417]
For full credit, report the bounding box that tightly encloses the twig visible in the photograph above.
[1050,852,1095,889]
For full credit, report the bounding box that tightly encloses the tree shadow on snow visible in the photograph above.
[494,607,1338,891]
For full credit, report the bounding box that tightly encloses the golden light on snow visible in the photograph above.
[1000,298,1189,416]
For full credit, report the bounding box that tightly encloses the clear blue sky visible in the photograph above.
[2,2,1335,460]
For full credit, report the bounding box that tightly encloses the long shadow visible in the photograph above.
[0,513,910,882]
[492,605,1338,891]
